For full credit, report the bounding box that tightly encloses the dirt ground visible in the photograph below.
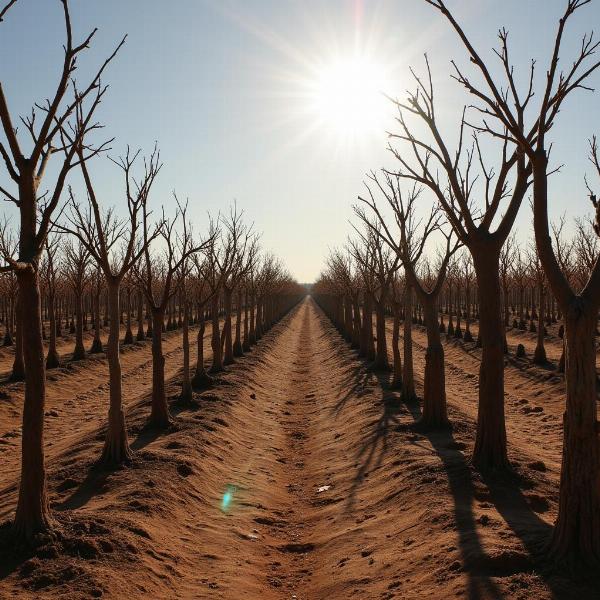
[0,297,597,599]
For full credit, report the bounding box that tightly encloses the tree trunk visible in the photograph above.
[90,286,103,353]
[472,250,509,469]
[420,300,449,429]
[149,308,171,428]
[13,267,50,540]
[73,285,86,360]
[373,299,389,370]
[124,288,133,345]
[192,311,211,389]
[242,289,250,352]
[11,294,25,381]
[391,303,402,389]
[533,282,547,364]
[222,288,234,365]
[402,285,416,401]
[549,301,600,566]
[100,281,131,465]
[233,288,243,357]
[180,300,193,403]
[45,291,60,369]
[210,294,223,373]
[136,288,145,341]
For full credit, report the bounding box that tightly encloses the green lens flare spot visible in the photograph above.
[221,485,237,512]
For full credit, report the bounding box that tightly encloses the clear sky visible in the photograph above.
[1,0,599,282]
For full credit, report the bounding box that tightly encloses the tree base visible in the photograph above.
[90,339,104,354]
[123,329,134,345]
[192,370,213,390]
[45,351,60,370]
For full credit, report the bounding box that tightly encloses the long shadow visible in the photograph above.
[55,464,112,511]
[337,361,403,513]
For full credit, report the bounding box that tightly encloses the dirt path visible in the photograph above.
[1,298,597,599]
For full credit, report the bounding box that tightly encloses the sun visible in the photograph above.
[309,54,391,140]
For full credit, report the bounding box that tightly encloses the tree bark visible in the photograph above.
[549,302,600,565]
[13,267,50,540]
[149,308,171,428]
[100,281,131,465]
[402,285,416,401]
[45,290,60,369]
[472,250,509,469]
[180,299,193,402]
[73,285,86,360]
[11,294,25,381]
[233,288,243,357]
[420,301,449,428]
[210,294,223,372]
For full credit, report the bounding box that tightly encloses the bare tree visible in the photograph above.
[0,0,124,539]
[60,146,160,463]
[138,196,207,426]
[425,0,600,565]
[359,174,459,427]
[63,239,90,360]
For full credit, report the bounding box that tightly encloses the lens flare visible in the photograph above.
[221,485,236,512]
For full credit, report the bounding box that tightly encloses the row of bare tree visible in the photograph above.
[316,0,600,569]
[0,0,302,544]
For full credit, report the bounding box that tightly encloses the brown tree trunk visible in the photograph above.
[420,300,449,429]
[13,266,50,540]
[533,282,547,364]
[373,299,389,370]
[549,302,600,565]
[180,299,193,403]
[233,288,243,357]
[149,308,171,428]
[136,288,145,341]
[90,286,103,353]
[472,250,509,469]
[391,302,402,389]
[73,285,85,360]
[100,281,131,465]
[402,285,416,401]
[222,288,234,365]
[45,291,60,369]
[192,311,211,389]
[210,294,223,373]
[242,289,250,352]
[11,293,25,380]
[124,288,133,345]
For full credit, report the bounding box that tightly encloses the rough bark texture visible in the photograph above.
[100,282,132,465]
[149,309,171,428]
[45,291,60,369]
[472,251,509,470]
[419,302,448,429]
[11,296,25,381]
[73,289,86,360]
[210,295,223,373]
[391,304,402,389]
[192,312,212,389]
[233,288,243,357]
[13,267,51,540]
[402,286,416,401]
[373,301,390,371]
[223,289,234,365]
[180,300,193,403]
[549,302,600,566]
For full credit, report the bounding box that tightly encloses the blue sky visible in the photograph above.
[1,0,599,281]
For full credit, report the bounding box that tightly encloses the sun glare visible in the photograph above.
[309,54,391,140]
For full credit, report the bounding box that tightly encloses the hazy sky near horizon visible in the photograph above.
[1,0,599,281]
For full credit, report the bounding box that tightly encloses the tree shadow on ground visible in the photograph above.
[341,366,403,513]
